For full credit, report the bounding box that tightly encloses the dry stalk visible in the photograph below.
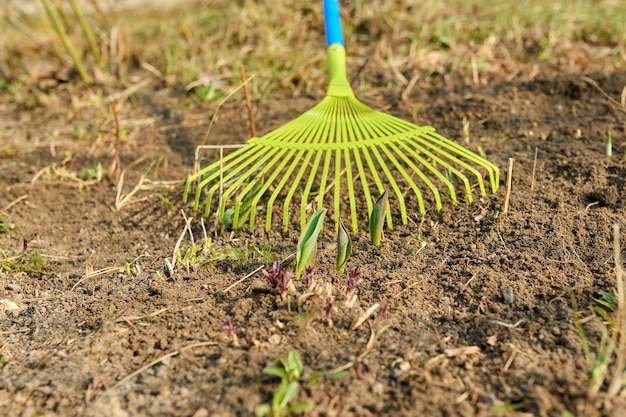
[201,74,256,145]
[170,209,193,272]
[114,171,147,211]
[350,303,380,331]
[108,98,122,185]
[240,64,256,137]
[530,147,538,191]
[606,224,625,402]
[502,157,514,214]
[110,341,218,392]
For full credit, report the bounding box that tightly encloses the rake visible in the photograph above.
[183,0,499,233]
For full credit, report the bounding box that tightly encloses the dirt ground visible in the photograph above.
[1,67,626,417]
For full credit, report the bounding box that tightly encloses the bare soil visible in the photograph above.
[1,70,626,417]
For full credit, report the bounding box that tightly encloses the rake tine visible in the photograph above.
[217,147,287,220]
[387,141,447,209]
[194,145,269,213]
[300,150,324,230]
[283,149,315,233]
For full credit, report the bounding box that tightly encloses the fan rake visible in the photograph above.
[183,0,499,233]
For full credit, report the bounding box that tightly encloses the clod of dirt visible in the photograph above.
[585,185,619,208]
[501,287,515,304]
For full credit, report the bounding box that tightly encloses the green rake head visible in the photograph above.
[183,0,500,233]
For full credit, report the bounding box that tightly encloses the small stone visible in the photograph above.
[371,382,384,396]
[501,288,514,304]
[192,408,209,417]
[268,334,281,345]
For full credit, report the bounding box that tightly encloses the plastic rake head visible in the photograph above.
[183,43,499,233]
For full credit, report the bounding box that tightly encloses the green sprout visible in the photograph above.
[295,209,326,278]
[256,350,308,417]
[0,246,45,272]
[369,190,388,246]
[336,220,351,273]
[0,220,15,233]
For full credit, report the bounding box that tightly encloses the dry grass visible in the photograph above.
[1,0,625,100]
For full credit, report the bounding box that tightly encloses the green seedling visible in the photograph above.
[295,209,326,278]
[0,355,8,374]
[489,403,525,413]
[82,164,107,182]
[369,190,388,246]
[157,193,174,211]
[255,379,308,417]
[263,350,304,381]
[257,350,308,417]
[0,241,45,272]
[175,238,244,272]
[0,220,14,233]
[606,131,613,157]
[336,220,351,273]
[595,288,619,312]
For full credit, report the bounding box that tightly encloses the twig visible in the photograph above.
[490,318,528,329]
[202,75,256,145]
[3,194,28,211]
[502,157,514,214]
[170,210,193,269]
[581,76,626,114]
[107,78,153,102]
[530,147,538,191]
[114,172,146,211]
[111,341,217,391]
[70,254,149,292]
[108,98,122,185]
[240,65,256,137]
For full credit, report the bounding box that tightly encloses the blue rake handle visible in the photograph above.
[324,0,344,47]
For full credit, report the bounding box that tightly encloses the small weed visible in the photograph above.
[0,220,15,233]
[157,193,174,211]
[595,288,619,312]
[190,82,224,103]
[174,238,243,272]
[82,164,107,182]
[0,240,45,272]
[256,350,347,416]
[248,243,275,265]
[489,402,525,413]
[256,350,308,417]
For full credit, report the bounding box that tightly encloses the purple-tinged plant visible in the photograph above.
[262,260,283,287]
[325,297,334,328]
[378,300,389,320]
[305,266,315,288]
[221,316,238,345]
[244,332,256,351]
[279,270,294,300]
[345,266,362,299]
